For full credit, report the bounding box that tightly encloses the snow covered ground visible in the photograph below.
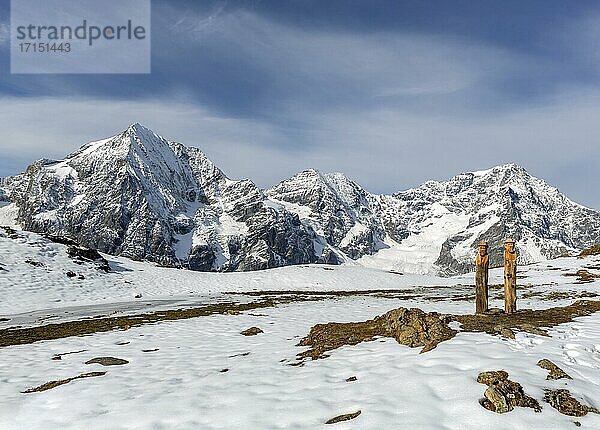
[1,229,600,429]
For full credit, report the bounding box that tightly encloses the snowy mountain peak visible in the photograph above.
[127,121,147,132]
[3,125,319,271]
[476,162,527,174]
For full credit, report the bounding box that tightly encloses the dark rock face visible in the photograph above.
[396,164,599,275]
[67,245,110,272]
[267,170,385,261]
[269,164,600,275]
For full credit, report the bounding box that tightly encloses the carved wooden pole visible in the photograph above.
[475,240,489,314]
[503,238,517,314]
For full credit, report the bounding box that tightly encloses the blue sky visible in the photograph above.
[1,0,600,207]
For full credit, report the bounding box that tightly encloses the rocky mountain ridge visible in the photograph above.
[1,124,599,275]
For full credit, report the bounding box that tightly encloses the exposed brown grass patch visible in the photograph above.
[296,300,600,362]
[562,270,600,284]
[22,371,106,393]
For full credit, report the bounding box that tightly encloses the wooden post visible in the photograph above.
[503,238,517,314]
[475,240,489,314]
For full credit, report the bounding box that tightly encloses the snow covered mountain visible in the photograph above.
[266,164,600,275]
[1,124,599,275]
[373,165,600,275]
[1,124,317,271]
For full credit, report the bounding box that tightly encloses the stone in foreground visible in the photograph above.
[325,410,361,424]
[240,327,264,336]
[477,370,541,413]
[544,389,599,417]
[537,359,571,380]
[85,357,129,366]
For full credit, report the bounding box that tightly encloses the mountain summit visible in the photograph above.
[1,124,599,275]
[2,124,316,271]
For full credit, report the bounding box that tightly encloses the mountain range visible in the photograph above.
[1,123,599,275]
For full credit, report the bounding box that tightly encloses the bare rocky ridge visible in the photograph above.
[3,124,600,274]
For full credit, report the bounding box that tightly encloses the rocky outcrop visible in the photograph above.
[477,370,542,413]
[537,359,572,380]
[297,306,457,361]
[378,307,457,353]
[544,389,599,416]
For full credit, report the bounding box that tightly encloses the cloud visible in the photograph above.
[0,8,553,116]
[154,9,547,116]
[0,8,599,209]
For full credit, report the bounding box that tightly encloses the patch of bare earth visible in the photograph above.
[521,291,599,301]
[22,372,106,393]
[297,307,457,360]
[296,300,600,362]
[0,300,282,348]
[563,269,600,284]
[325,410,361,424]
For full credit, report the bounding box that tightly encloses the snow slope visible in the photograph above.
[0,236,600,429]
[0,229,457,318]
